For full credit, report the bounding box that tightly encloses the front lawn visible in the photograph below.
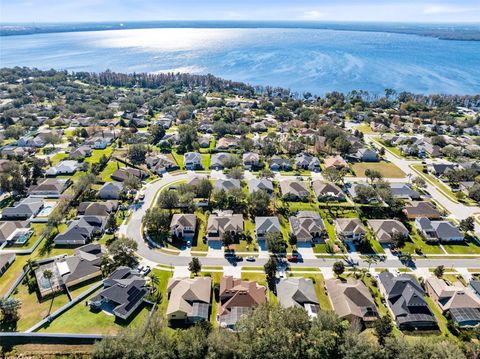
[171,151,184,169]
[289,273,332,311]
[443,237,480,254]
[201,154,211,170]
[351,161,405,179]
[99,161,125,182]
[84,147,113,164]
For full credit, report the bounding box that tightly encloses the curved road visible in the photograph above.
[121,172,480,270]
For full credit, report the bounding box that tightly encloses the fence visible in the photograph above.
[0,332,104,346]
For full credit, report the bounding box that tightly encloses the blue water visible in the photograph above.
[1,27,479,95]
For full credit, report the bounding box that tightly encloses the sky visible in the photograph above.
[1,0,480,23]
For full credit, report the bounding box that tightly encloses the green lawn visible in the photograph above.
[443,238,480,254]
[191,210,208,252]
[200,272,222,327]
[424,296,450,337]
[402,227,445,255]
[361,274,389,317]
[289,273,332,310]
[99,161,125,182]
[151,269,174,315]
[171,151,184,169]
[85,147,113,164]
[201,154,211,170]
[39,289,151,335]
[50,152,68,165]
[351,161,405,179]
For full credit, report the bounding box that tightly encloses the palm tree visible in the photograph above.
[398,252,413,269]
[148,273,160,294]
[42,269,55,317]
[364,256,379,274]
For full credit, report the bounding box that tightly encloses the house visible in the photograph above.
[1,146,28,158]
[89,266,148,320]
[427,163,456,177]
[248,178,273,195]
[98,182,124,200]
[378,272,437,330]
[353,148,379,162]
[17,136,45,148]
[415,218,464,243]
[28,178,70,198]
[146,154,179,174]
[279,180,309,201]
[198,135,211,148]
[184,152,202,170]
[334,218,366,242]
[311,181,346,202]
[289,211,326,244]
[46,160,81,176]
[0,221,28,244]
[325,278,378,325]
[367,219,409,245]
[166,277,212,323]
[70,146,93,160]
[1,197,43,220]
[170,213,197,241]
[218,276,266,328]
[34,243,104,297]
[255,216,281,244]
[324,155,347,169]
[207,211,243,242]
[214,179,241,192]
[0,253,16,276]
[243,152,260,170]
[211,153,233,170]
[295,153,321,172]
[54,216,104,246]
[346,182,378,203]
[402,201,442,219]
[425,277,480,328]
[389,183,421,200]
[470,281,480,299]
[77,201,118,217]
[186,174,208,187]
[277,277,319,317]
[269,156,292,171]
[111,168,148,182]
[216,137,240,150]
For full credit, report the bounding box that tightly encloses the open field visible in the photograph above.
[351,161,405,178]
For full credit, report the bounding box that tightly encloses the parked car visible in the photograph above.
[287,255,298,262]
[246,256,256,262]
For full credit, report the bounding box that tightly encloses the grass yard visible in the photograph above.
[38,289,151,335]
[191,210,208,252]
[99,161,125,182]
[201,154,211,170]
[424,296,450,337]
[150,269,174,315]
[171,151,184,169]
[289,273,332,310]
[50,152,68,165]
[443,238,480,255]
[361,274,389,317]
[200,272,222,327]
[351,161,405,179]
[84,147,113,164]
[402,229,445,255]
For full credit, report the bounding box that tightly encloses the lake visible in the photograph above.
[1,27,480,95]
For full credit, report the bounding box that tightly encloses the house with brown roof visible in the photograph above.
[367,219,409,245]
[207,211,243,244]
[28,178,70,198]
[77,201,118,217]
[311,180,346,202]
[280,180,310,201]
[216,136,240,150]
[324,155,348,169]
[326,278,379,325]
[289,211,326,244]
[166,277,212,324]
[218,276,266,328]
[334,218,366,243]
[425,277,480,328]
[277,277,320,317]
[403,201,442,219]
[111,168,148,182]
[170,213,197,241]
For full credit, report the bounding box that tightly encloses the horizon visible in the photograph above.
[1,0,480,23]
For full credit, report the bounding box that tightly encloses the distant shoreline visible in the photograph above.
[1,20,480,41]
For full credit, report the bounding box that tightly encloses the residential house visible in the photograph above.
[170,214,197,241]
[390,183,421,200]
[470,281,480,299]
[216,137,240,150]
[214,179,241,192]
[206,211,243,242]
[334,218,366,242]
[54,216,105,246]
[402,201,442,219]
[146,154,179,174]
[0,221,29,244]
[77,201,118,217]
[295,153,320,172]
[324,155,348,169]
[111,168,148,182]
[352,148,379,162]
[255,216,281,246]
[280,180,309,201]
[367,219,409,245]
[211,153,233,170]
[218,276,266,328]
[311,181,346,202]
[1,197,43,220]
[378,272,437,330]
[248,178,273,195]
[198,135,211,148]
[0,253,16,276]
[28,178,70,198]
[277,277,320,317]
[70,146,93,160]
[346,182,378,203]
[98,182,124,200]
[186,174,208,187]
[289,211,326,244]
[415,218,464,243]
[184,152,202,170]
[46,160,81,176]
[166,277,212,323]
[269,156,293,171]
[425,277,480,328]
[427,163,456,177]
[243,152,260,170]
[35,243,104,297]
[325,278,379,325]
[89,266,148,320]
[1,146,29,158]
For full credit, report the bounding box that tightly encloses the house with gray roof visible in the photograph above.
[207,211,243,243]
[78,201,118,217]
[0,253,16,277]
[390,183,421,200]
[311,181,346,202]
[170,213,197,241]
[289,211,326,244]
[211,153,234,170]
[280,180,309,201]
[269,156,292,171]
[70,146,92,160]
[54,216,105,246]
[415,218,464,243]
[378,272,437,330]
[334,218,366,242]
[214,178,241,192]
[98,182,124,200]
[1,196,43,220]
[367,219,409,245]
[146,154,179,174]
[89,266,148,320]
[277,277,319,318]
[255,216,281,247]
[295,153,320,172]
[184,152,202,170]
[28,178,70,198]
[243,152,260,170]
[46,160,82,176]
[248,178,273,195]
[352,148,379,162]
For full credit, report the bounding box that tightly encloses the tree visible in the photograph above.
[288,233,297,248]
[354,185,377,204]
[157,190,179,212]
[127,144,148,165]
[398,252,413,267]
[259,168,274,179]
[266,232,287,254]
[177,123,198,151]
[226,167,244,180]
[459,216,474,232]
[222,231,235,250]
[434,265,445,278]
[188,257,202,276]
[364,256,379,272]
[195,178,213,199]
[247,190,271,217]
[412,176,426,189]
[322,166,347,184]
[106,236,139,271]
[332,261,345,277]
[365,169,383,185]
[123,175,141,192]
[0,298,21,324]
[264,256,278,289]
[390,232,407,249]
[43,268,55,317]
[150,124,166,145]
[373,316,393,345]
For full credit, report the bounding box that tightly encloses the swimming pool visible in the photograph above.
[11,230,33,245]
[37,204,54,217]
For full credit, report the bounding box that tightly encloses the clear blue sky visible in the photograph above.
[1,0,480,23]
